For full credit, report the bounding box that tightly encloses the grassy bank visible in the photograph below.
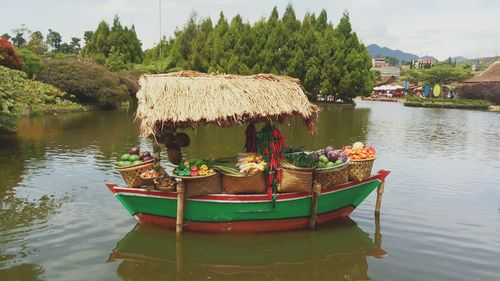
[404,96,491,110]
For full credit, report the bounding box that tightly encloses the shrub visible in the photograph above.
[36,58,129,108]
[18,49,44,78]
[458,83,500,105]
[0,65,79,132]
[0,38,24,70]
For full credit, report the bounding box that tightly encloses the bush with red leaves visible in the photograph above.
[0,38,24,70]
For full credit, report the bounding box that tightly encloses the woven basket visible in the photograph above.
[140,166,171,191]
[177,173,222,197]
[117,160,154,188]
[222,173,266,194]
[313,161,349,189]
[279,167,313,193]
[348,158,375,181]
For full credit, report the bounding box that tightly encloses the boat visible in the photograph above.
[108,217,386,279]
[106,170,389,232]
[106,71,390,233]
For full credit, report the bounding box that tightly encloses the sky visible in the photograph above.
[1,0,500,60]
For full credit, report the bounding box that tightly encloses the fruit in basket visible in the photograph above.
[319,155,329,163]
[326,161,335,168]
[316,162,326,169]
[129,155,140,162]
[132,160,142,165]
[129,147,140,155]
[344,142,376,160]
[122,161,132,167]
[139,151,151,160]
[175,132,190,147]
[327,150,338,162]
[120,154,131,161]
[352,142,364,150]
[324,146,334,155]
[308,152,319,162]
[335,159,343,165]
[142,155,153,162]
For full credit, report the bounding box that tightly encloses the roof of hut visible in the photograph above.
[135,71,318,137]
[464,61,500,83]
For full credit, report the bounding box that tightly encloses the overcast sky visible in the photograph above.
[2,0,499,60]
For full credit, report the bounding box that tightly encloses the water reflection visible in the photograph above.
[108,217,385,281]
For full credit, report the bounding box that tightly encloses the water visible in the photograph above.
[0,101,499,281]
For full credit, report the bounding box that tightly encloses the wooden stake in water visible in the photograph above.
[375,182,385,216]
[176,180,185,234]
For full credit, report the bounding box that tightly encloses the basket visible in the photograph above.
[140,167,173,191]
[176,173,222,197]
[348,158,375,181]
[222,173,267,194]
[279,167,314,193]
[313,161,349,189]
[117,160,154,188]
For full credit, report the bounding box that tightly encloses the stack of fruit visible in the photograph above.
[343,142,376,160]
[308,146,349,169]
[117,147,153,168]
[236,153,267,175]
[174,158,216,177]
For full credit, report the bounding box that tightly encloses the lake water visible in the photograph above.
[0,101,499,281]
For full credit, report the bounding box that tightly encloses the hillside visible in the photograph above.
[367,44,437,62]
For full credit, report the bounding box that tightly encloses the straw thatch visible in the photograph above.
[463,61,500,83]
[136,71,318,137]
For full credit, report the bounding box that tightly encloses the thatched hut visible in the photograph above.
[459,61,500,104]
[135,71,319,137]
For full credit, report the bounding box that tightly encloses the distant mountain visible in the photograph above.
[451,56,469,63]
[367,44,437,62]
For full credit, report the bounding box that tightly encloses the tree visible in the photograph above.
[11,33,26,47]
[69,37,81,54]
[83,31,93,44]
[46,29,62,51]
[105,46,126,71]
[0,38,24,70]
[82,16,143,64]
[26,31,48,55]
[1,33,10,40]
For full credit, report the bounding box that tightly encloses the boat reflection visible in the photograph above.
[108,217,386,281]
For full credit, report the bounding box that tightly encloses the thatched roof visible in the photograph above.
[464,61,500,83]
[136,71,318,137]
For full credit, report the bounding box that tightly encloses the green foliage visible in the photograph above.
[384,56,399,66]
[18,48,44,78]
[26,31,48,55]
[405,96,490,106]
[371,69,382,81]
[142,5,373,102]
[82,16,144,65]
[36,58,129,108]
[105,46,127,71]
[46,29,62,51]
[401,64,473,85]
[0,65,79,132]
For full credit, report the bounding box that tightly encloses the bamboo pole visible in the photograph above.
[309,181,321,230]
[176,180,185,234]
[375,182,385,217]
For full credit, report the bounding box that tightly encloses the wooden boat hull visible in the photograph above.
[106,170,390,232]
